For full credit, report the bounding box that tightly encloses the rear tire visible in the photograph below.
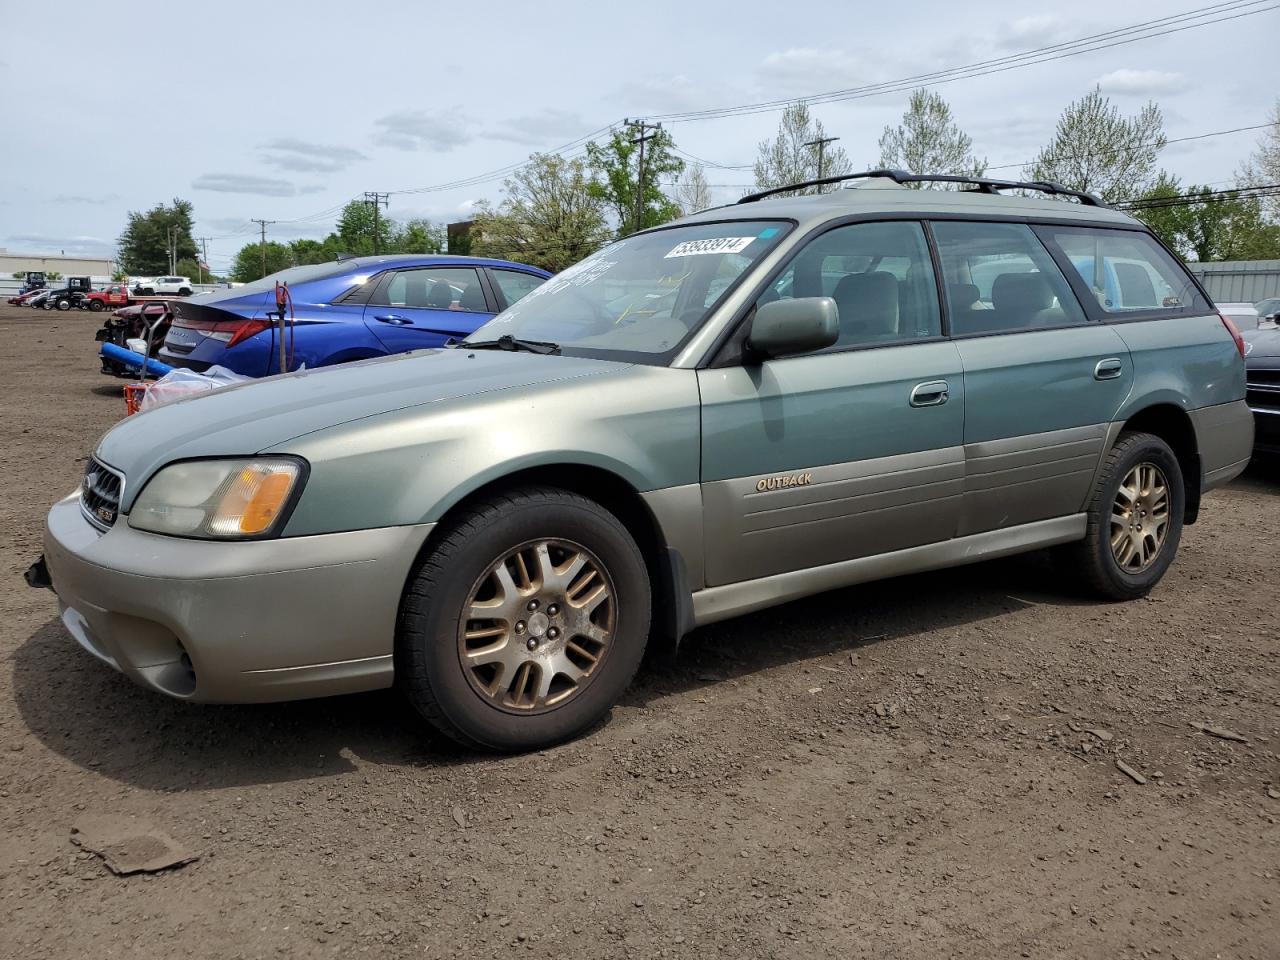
[396,487,651,752]
[178,288,191,296]
[1056,431,1184,601]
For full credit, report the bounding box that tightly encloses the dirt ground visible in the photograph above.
[0,305,1276,960]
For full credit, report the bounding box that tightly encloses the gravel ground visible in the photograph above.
[1,305,1277,960]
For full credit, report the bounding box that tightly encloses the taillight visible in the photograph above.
[1219,313,1246,360]
[221,318,272,347]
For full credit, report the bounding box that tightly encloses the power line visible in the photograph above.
[363,192,389,253]
[986,121,1276,173]
[1119,182,1280,210]
[649,1,1277,122]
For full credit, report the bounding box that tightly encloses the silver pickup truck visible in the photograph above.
[34,171,1253,751]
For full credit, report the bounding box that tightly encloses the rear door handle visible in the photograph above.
[374,314,411,325]
[909,380,949,407]
[1094,358,1123,380]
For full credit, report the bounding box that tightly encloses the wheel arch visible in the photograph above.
[400,463,691,654]
[1116,402,1201,524]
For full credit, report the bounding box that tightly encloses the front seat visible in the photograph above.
[831,271,898,344]
[403,276,431,307]
[991,272,1053,330]
[426,281,455,309]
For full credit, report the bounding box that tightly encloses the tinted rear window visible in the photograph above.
[1035,226,1210,318]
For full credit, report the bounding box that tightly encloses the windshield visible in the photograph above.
[466,220,791,363]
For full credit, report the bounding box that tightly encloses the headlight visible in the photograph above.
[128,457,306,539]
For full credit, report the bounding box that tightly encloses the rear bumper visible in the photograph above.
[43,496,433,703]
[1191,399,1254,492]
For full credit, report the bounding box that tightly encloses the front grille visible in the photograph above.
[81,456,124,530]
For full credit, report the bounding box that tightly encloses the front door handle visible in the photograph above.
[374,314,411,325]
[1094,358,1123,380]
[909,380,950,407]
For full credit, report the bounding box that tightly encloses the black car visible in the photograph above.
[1244,326,1280,455]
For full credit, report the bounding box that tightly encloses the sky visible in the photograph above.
[0,0,1276,275]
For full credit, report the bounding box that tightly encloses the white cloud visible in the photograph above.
[995,15,1069,50]
[1094,68,1187,96]
[191,174,314,197]
[484,109,591,146]
[757,48,879,96]
[614,74,712,115]
[372,109,472,152]
[259,139,367,173]
[4,233,114,256]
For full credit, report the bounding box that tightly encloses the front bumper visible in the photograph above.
[1253,407,1280,455]
[43,496,433,703]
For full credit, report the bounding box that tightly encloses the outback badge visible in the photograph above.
[755,472,812,492]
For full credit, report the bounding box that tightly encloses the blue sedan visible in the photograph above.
[158,255,551,377]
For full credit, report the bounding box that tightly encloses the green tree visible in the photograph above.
[752,102,852,195]
[471,153,612,272]
[174,257,210,283]
[230,241,293,282]
[1238,98,1280,219]
[1134,175,1280,261]
[673,163,713,215]
[392,218,446,254]
[878,88,986,185]
[117,198,199,274]
[586,126,684,236]
[1024,88,1165,204]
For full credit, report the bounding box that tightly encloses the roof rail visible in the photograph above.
[737,170,1108,208]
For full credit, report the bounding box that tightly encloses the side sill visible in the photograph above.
[691,513,1087,627]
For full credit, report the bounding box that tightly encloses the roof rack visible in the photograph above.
[737,170,1108,208]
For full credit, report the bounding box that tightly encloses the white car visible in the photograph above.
[133,276,193,296]
[1218,302,1260,331]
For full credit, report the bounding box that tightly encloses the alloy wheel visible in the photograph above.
[458,539,615,714]
[1110,461,1170,572]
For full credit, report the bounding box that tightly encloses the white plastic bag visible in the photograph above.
[138,365,252,413]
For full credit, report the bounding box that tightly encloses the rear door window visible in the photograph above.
[931,221,1086,336]
[375,267,489,312]
[1035,226,1210,318]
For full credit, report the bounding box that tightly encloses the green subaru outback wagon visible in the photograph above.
[36,172,1253,751]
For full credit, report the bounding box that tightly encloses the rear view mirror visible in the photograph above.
[748,297,839,359]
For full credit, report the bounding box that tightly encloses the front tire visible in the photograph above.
[396,487,651,752]
[1058,431,1184,600]
[55,298,71,311]
[88,299,104,312]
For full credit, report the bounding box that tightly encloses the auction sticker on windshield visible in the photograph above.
[664,237,757,258]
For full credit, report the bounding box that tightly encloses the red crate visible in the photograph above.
[123,383,148,416]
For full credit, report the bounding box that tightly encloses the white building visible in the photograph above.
[0,248,117,278]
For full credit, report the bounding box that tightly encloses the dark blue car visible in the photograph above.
[158,254,551,377]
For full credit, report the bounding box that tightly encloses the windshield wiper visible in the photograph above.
[461,334,561,355]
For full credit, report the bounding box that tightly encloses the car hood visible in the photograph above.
[98,348,630,504]
[1244,326,1280,361]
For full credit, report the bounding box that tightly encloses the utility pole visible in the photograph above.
[166,225,178,274]
[804,136,840,192]
[363,192,389,253]
[625,119,662,235]
[197,237,210,284]
[251,219,277,279]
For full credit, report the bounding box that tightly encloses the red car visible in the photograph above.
[7,288,48,306]
[81,283,132,312]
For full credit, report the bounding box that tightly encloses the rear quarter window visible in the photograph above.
[1035,226,1210,319]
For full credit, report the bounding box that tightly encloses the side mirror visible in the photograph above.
[747,297,839,359]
